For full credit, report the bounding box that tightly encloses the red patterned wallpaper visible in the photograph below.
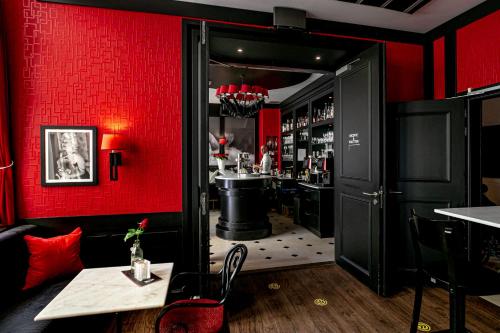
[456,10,500,93]
[258,108,281,170]
[385,42,424,103]
[433,37,445,99]
[3,0,182,218]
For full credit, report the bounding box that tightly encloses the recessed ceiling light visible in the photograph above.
[237,48,243,53]
[315,55,321,61]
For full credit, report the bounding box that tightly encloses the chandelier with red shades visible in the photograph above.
[215,83,269,118]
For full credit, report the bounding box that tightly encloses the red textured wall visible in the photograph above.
[433,37,445,99]
[385,42,424,103]
[456,10,500,93]
[258,108,281,170]
[3,0,182,218]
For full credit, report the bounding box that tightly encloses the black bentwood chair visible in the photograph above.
[155,244,248,333]
[408,210,500,333]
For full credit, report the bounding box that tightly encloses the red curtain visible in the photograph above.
[0,33,15,225]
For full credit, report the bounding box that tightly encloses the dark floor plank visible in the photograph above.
[121,264,500,333]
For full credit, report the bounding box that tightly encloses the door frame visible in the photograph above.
[183,19,380,273]
[466,89,500,264]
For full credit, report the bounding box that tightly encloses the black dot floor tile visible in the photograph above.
[277,239,282,242]
[265,257,272,260]
[329,242,334,245]
[254,241,260,243]
[307,244,312,246]
[298,237,303,240]
[259,248,266,251]
[317,252,323,255]
[210,252,214,255]
[291,254,298,257]
[284,246,289,249]
[210,261,215,265]
[291,232,296,234]
[231,243,236,245]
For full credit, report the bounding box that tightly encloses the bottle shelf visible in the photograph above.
[311,118,334,128]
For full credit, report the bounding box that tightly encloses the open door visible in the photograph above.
[334,44,385,294]
[186,21,210,273]
[386,99,466,285]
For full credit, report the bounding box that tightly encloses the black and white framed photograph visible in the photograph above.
[41,126,97,186]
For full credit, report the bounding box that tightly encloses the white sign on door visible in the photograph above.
[348,133,360,150]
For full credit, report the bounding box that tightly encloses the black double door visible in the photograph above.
[335,43,467,294]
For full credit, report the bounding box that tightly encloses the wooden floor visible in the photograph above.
[120,264,500,333]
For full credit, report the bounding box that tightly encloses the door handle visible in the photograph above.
[388,190,403,195]
[362,191,379,197]
[200,192,207,216]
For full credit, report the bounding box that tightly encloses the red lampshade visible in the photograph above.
[228,84,238,94]
[219,85,228,94]
[240,84,251,94]
[252,86,262,95]
[262,88,269,97]
[215,87,221,96]
[101,134,126,151]
[218,137,227,145]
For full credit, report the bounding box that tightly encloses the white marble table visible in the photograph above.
[35,263,173,321]
[434,206,500,229]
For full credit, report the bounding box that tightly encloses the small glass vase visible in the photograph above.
[130,239,143,272]
[217,158,226,173]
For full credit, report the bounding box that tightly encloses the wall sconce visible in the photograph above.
[101,133,126,181]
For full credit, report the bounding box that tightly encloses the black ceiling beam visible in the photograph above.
[35,0,500,46]
[425,0,500,41]
[38,0,425,44]
[37,0,274,26]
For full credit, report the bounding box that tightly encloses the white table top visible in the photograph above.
[434,207,500,229]
[35,263,173,321]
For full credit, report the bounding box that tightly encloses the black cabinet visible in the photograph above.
[296,183,334,238]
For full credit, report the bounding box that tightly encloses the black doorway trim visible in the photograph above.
[39,0,425,44]
[182,19,195,272]
[423,41,434,100]
[444,32,457,98]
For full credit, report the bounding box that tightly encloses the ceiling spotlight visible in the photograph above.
[237,48,243,53]
[315,55,321,61]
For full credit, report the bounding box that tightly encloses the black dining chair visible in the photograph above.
[155,244,248,333]
[408,209,500,333]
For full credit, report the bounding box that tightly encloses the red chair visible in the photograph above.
[155,244,247,333]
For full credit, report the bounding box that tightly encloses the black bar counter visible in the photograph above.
[215,174,272,240]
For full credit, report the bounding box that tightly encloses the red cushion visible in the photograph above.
[23,227,84,290]
[158,298,224,333]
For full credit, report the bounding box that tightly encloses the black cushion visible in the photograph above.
[0,225,40,310]
[0,278,70,333]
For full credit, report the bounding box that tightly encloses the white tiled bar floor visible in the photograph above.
[209,210,335,272]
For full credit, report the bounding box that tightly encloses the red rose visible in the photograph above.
[139,218,149,230]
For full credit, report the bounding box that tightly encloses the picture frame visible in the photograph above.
[41,126,98,186]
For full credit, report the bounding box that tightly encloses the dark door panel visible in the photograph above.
[339,63,371,181]
[398,112,451,182]
[339,193,372,277]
